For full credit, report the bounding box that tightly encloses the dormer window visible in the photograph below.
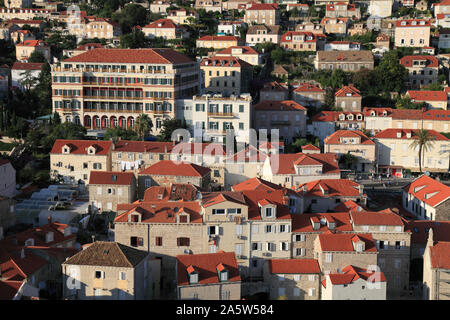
[187,265,198,284]
[46,232,54,243]
[371,111,375,116]
[217,263,228,282]
[265,207,273,217]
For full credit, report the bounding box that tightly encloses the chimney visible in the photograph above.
[426,227,434,249]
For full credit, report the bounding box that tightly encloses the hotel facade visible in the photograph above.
[51,48,201,133]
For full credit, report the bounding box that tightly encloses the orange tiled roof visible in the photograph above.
[241,189,292,221]
[197,35,241,41]
[318,233,377,252]
[50,139,112,155]
[139,160,211,177]
[201,191,247,207]
[297,179,362,197]
[114,140,174,153]
[324,130,374,145]
[395,19,431,27]
[429,241,450,269]
[374,128,449,141]
[327,265,386,286]
[246,3,277,10]
[63,48,194,64]
[311,111,364,122]
[407,90,447,101]
[216,46,259,55]
[403,175,450,207]
[350,210,405,226]
[293,83,325,93]
[404,220,450,244]
[268,153,340,175]
[268,259,321,274]
[281,31,319,42]
[177,252,241,286]
[291,212,353,232]
[144,18,179,29]
[335,85,361,97]
[302,144,320,151]
[400,55,438,68]
[253,100,307,111]
[143,184,198,202]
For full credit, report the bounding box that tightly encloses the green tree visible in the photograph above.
[157,118,188,142]
[409,129,436,173]
[112,4,148,33]
[41,122,87,151]
[28,50,47,63]
[339,152,358,170]
[104,127,138,141]
[19,70,39,92]
[120,29,146,49]
[375,51,408,93]
[134,114,153,140]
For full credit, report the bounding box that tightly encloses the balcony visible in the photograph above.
[83,95,143,100]
[207,112,234,118]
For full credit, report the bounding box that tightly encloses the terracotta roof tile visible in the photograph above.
[407,90,447,101]
[253,100,307,111]
[291,212,353,232]
[139,160,211,177]
[297,179,362,197]
[89,171,134,185]
[429,241,450,269]
[268,259,321,274]
[177,252,241,286]
[402,175,450,207]
[50,139,112,155]
[318,233,377,252]
[335,85,361,97]
[400,55,438,68]
[374,128,448,141]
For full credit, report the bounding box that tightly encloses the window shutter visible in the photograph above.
[219,227,223,236]
[258,243,262,250]
[279,243,283,251]
[301,248,306,256]
[401,241,405,247]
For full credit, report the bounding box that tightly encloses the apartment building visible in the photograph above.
[364,108,450,134]
[200,56,253,95]
[260,81,289,101]
[434,0,450,17]
[406,90,448,110]
[423,230,450,300]
[291,213,353,259]
[402,175,450,221]
[350,210,411,298]
[320,17,349,35]
[142,19,188,40]
[400,55,439,89]
[215,46,263,66]
[197,36,243,49]
[324,130,376,172]
[322,265,387,300]
[374,129,450,174]
[246,25,281,46]
[297,179,367,213]
[325,2,360,19]
[167,9,198,25]
[335,85,362,112]
[51,48,200,133]
[314,232,379,276]
[263,259,321,300]
[244,3,279,26]
[114,200,204,293]
[280,31,325,51]
[253,100,307,144]
[0,7,53,20]
[149,0,172,14]
[176,93,252,144]
[50,139,113,185]
[62,241,160,300]
[110,140,174,173]
[137,160,211,197]
[293,83,325,109]
[195,0,223,12]
[218,21,245,36]
[16,40,50,62]
[68,17,121,40]
[261,153,341,188]
[295,22,324,34]
[314,51,374,72]
[395,19,431,48]
[177,252,241,300]
[309,111,365,143]
[168,142,227,187]
[88,171,136,213]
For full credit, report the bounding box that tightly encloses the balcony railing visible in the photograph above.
[53,66,166,74]
[207,112,234,118]
[83,95,143,100]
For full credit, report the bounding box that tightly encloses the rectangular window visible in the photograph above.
[155,237,163,246]
[325,253,332,263]
[177,237,190,247]
[119,272,126,280]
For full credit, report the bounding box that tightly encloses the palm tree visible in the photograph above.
[409,129,435,173]
[134,114,153,141]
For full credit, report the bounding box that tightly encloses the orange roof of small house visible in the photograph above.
[253,100,306,111]
[335,85,361,97]
[297,179,362,197]
[89,171,134,185]
[50,139,112,155]
[324,130,374,145]
[318,233,377,252]
[139,160,211,177]
[268,153,340,175]
[268,259,321,274]
[429,241,450,269]
[291,212,353,233]
[402,175,450,207]
[177,252,241,286]
[374,129,448,141]
[407,90,447,102]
